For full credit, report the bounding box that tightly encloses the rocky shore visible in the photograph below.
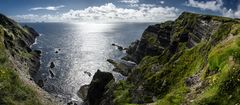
[79,12,240,105]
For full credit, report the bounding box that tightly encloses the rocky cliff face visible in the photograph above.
[0,13,57,105]
[86,12,240,105]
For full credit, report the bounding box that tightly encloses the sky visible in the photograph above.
[0,0,239,22]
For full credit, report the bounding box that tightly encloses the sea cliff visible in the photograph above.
[82,12,240,105]
[0,13,57,105]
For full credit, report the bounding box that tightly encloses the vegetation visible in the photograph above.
[0,15,44,105]
[111,12,240,105]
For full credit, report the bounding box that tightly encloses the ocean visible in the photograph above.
[23,22,155,103]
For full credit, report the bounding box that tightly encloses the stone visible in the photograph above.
[77,85,89,100]
[37,79,44,88]
[82,70,114,105]
[84,71,92,77]
[50,62,55,68]
[107,59,136,76]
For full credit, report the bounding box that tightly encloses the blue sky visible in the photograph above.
[0,0,239,22]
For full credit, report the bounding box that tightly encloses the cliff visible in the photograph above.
[85,12,240,105]
[0,13,57,105]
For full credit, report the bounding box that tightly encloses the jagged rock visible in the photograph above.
[123,21,173,63]
[107,59,136,76]
[81,70,114,105]
[112,43,124,51]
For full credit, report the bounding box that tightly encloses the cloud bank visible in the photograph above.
[14,3,179,22]
[119,0,139,4]
[29,5,65,11]
[186,0,240,18]
[186,0,223,11]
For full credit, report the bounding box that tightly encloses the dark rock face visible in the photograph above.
[124,21,174,63]
[94,12,240,105]
[81,70,114,105]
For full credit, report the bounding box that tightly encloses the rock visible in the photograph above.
[107,59,136,76]
[82,70,114,105]
[185,75,200,87]
[37,79,44,87]
[50,62,55,68]
[111,43,124,51]
[84,71,92,77]
[55,48,60,53]
[23,25,40,37]
[77,85,89,100]
[49,70,54,78]
[67,101,77,105]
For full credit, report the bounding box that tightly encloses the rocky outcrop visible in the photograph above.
[107,59,136,76]
[79,70,114,105]
[123,21,174,63]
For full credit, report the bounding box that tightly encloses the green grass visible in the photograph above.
[111,14,240,105]
[113,81,133,105]
[0,25,43,105]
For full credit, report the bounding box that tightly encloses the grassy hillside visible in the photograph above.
[0,14,55,105]
[110,12,240,105]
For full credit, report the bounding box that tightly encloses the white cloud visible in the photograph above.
[186,0,223,11]
[160,1,165,4]
[222,5,240,18]
[13,3,180,22]
[185,0,240,19]
[119,0,139,4]
[29,5,65,11]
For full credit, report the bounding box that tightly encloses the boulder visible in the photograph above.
[77,85,89,100]
[81,70,114,105]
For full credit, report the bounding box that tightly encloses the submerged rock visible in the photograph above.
[84,71,92,77]
[80,70,114,105]
[77,85,89,100]
[50,62,55,68]
[49,69,54,78]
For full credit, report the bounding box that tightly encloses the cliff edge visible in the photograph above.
[84,12,240,105]
[0,13,57,105]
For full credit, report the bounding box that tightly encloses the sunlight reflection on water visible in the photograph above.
[26,22,153,103]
